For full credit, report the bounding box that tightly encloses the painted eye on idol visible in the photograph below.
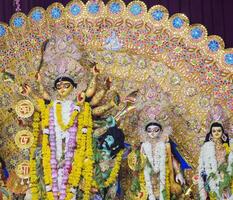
[146,125,161,139]
[56,81,74,98]
[56,81,71,90]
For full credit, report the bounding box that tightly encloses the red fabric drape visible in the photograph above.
[1,0,233,47]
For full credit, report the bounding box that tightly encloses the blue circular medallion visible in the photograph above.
[13,17,24,28]
[191,28,203,39]
[208,40,220,52]
[151,10,164,21]
[51,8,62,19]
[109,2,121,14]
[172,17,184,29]
[0,25,6,37]
[31,10,43,22]
[130,3,142,16]
[224,54,233,65]
[88,3,100,14]
[70,4,81,16]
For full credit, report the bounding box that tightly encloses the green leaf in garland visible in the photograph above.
[162,189,167,199]
[208,172,217,181]
[130,177,140,195]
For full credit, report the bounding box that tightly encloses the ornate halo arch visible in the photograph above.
[0,0,232,190]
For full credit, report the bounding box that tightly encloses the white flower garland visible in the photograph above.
[141,141,166,200]
[198,141,222,200]
[53,100,74,190]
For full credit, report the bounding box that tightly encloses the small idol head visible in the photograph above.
[145,122,162,139]
[211,124,223,140]
[98,126,125,158]
[205,122,229,144]
[54,77,77,98]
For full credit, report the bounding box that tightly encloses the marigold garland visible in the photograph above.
[92,149,124,190]
[29,111,40,200]
[38,99,51,129]
[231,180,233,194]
[139,170,146,190]
[65,102,93,200]
[56,102,79,131]
[83,102,94,200]
[165,159,170,200]
[37,99,54,200]
[223,143,230,155]
[29,100,124,199]
[104,149,124,187]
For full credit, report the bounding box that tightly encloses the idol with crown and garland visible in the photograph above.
[126,82,192,200]
[198,105,233,200]
[0,0,233,199]
[19,29,126,200]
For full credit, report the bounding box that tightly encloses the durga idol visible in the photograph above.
[21,29,120,200]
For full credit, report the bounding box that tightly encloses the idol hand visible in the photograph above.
[93,65,100,76]
[175,173,186,185]
[35,72,41,82]
[20,84,31,97]
[77,91,85,104]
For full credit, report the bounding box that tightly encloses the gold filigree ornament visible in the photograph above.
[127,150,146,171]
[15,160,30,184]
[15,100,34,118]
[14,130,34,149]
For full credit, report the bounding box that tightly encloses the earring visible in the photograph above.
[222,134,227,142]
[209,134,213,141]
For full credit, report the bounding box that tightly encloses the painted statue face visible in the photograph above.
[146,125,162,139]
[211,126,223,140]
[56,81,73,98]
[103,135,114,148]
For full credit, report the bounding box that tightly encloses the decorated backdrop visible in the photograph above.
[0,0,232,199]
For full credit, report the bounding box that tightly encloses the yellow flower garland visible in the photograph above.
[165,158,170,200]
[209,192,217,200]
[38,99,51,129]
[104,150,124,187]
[83,102,94,200]
[139,170,146,190]
[223,143,230,155]
[38,100,54,200]
[232,180,233,195]
[92,149,124,190]
[65,102,94,200]
[56,102,79,131]
[223,143,233,194]
[30,112,40,200]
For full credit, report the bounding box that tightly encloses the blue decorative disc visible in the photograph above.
[130,3,142,16]
[109,2,121,14]
[13,17,24,28]
[191,28,203,39]
[172,17,184,29]
[0,25,6,37]
[151,10,164,21]
[224,54,233,65]
[51,8,62,19]
[88,3,100,14]
[31,10,43,22]
[208,40,219,52]
[70,4,81,16]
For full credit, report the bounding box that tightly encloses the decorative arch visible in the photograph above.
[0,0,232,195]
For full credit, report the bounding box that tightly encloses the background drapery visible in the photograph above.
[1,0,233,48]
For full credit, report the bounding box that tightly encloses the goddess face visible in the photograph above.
[55,80,74,98]
[145,123,162,139]
[211,126,223,140]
